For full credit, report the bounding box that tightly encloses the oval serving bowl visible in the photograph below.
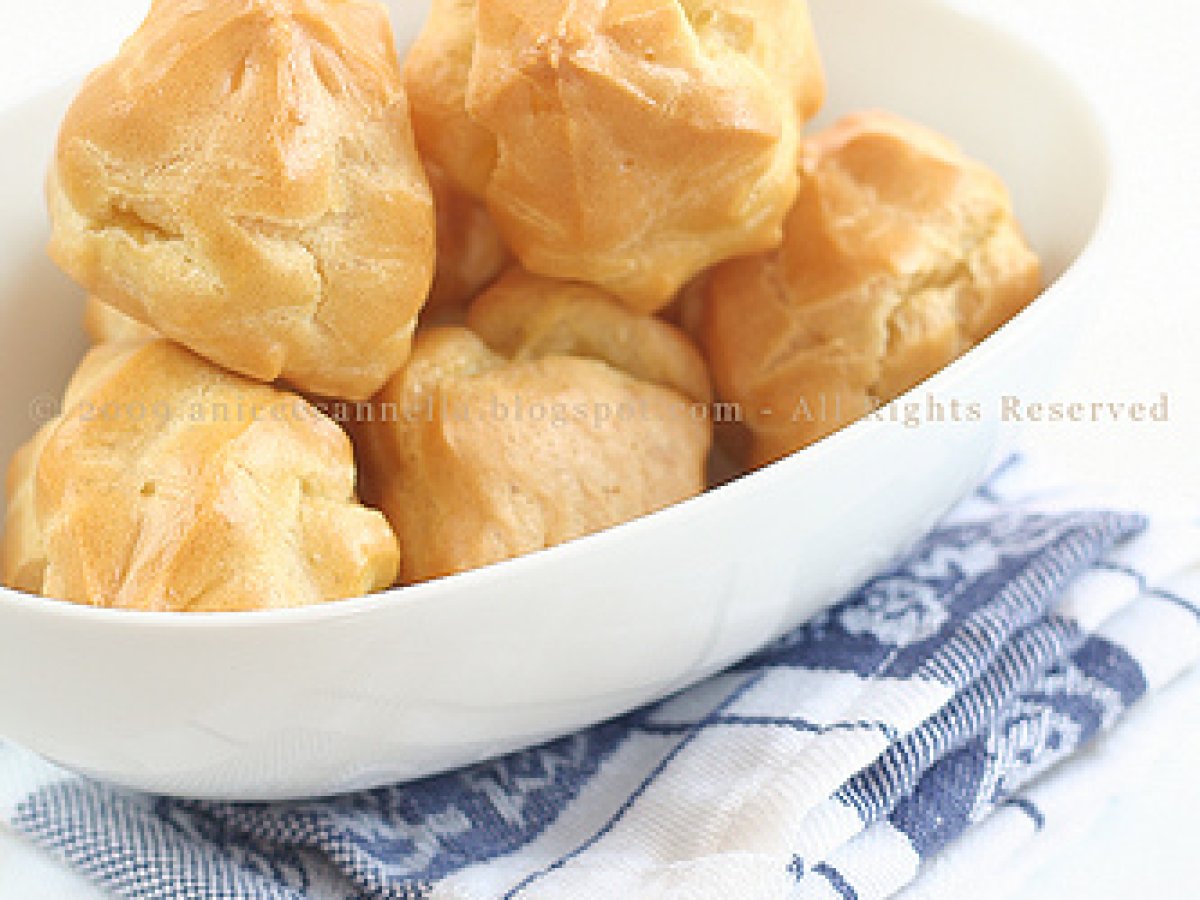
[0,0,1110,800]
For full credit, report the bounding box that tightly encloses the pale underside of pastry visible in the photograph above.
[1,340,399,612]
[48,0,435,400]
[702,110,1043,468]
[406,0,826,312]
[360,268,713,583]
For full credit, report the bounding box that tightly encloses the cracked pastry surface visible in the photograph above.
[405,0,825,312]
[48,0,435,400]
[359,268,712,583]
[1,340,399,611]
[700,111,1043,468]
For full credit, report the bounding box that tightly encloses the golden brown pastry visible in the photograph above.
[359,269,712,583]
[701,111,1043,468]
[405,0,826,312]
[2,427,53,596]
[83,295,157,343]
[1,340,399,611]
[423,165,509,320]
[48,0,435,400]
[467,269,714,406]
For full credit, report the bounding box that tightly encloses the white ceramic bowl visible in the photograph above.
[0,0,1109,800]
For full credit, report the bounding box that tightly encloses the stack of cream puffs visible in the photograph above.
[1,0,1041,611]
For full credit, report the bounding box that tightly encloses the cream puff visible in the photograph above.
[359,268,712,583]
[2,340,399,611]
[405,0,826,312]
[48,0,435,400]
[700,111,1043,467]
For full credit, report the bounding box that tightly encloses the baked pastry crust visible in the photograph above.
[424,165,509,319]
[48,0,435,400]
[2,427,52,596]
[406,0,825,312]
[83,295,158,343]
[701,111,1043,467]
[360,269,712,583]
[466,268,713,405]
[1,340,399,611]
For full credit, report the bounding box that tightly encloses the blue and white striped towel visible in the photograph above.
[1,456,1198,899]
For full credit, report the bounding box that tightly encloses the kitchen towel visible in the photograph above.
[2,455,1197,899]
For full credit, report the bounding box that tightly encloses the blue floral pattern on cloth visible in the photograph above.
[7,457,1200,899]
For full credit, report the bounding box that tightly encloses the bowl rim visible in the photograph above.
[0,0,1115,629]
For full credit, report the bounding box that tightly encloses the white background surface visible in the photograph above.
[0,1,1197,898]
